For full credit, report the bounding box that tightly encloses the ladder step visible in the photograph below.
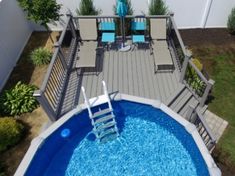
[92,108,113,119]
[100,133,119,143]
[95,121,116,131]
[93,114,114,125]
[98,128,117,139]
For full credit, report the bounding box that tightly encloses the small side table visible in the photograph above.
[101,32,115,50]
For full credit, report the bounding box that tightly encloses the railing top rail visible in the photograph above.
[73,15,170,19]
[169,16,187,56]
[196,109,217,142]
[188,60,208,83]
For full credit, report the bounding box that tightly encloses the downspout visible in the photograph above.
[201,0,213,28]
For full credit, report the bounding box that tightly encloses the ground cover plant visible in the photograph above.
[0,82,38,116]
[180,28,235,175]
[0,118,25,152]
[30,47,52,66]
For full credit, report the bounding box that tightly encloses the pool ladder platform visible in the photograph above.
[81,81,119,142]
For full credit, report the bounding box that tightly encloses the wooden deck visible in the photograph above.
[59,45,183,116]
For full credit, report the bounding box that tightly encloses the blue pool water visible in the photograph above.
[26,101,209,176]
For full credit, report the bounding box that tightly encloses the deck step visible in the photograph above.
[166,84,185,106]
[170,88,189,110]
[95,121,116,131]
[173,91,192,113]
[100,133,119,143]
[93,114,114,125]
[180,96,199,118]
[92,108,112,119]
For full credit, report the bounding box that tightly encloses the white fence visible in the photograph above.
[0,0,32,91]
[44,0,235,30]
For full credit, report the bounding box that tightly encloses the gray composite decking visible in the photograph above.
[59,45,184,116]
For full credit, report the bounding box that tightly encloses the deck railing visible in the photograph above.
[169,14,214,107]
[169,15,186,70]
[186,105,217,152]
[33,14,77,121]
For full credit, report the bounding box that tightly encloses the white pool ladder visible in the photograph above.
[81,81,119,142]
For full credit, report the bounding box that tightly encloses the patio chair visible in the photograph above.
[76,19,98,69]
[150,18,173,72]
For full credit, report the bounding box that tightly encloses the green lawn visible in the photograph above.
[192,46,235,166]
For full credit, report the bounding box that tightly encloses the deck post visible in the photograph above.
[33,90,57,122]
[66,12,76,38]
[179,50,192,83]
[199,79,215,107]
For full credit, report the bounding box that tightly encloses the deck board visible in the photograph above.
[60,46,182,115]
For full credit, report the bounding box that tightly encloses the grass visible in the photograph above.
[191,46,235,169]
[0,32,59,176]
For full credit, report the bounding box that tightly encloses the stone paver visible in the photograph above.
[204,110,228,141]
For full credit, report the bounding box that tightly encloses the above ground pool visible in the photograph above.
[23,100,211,176]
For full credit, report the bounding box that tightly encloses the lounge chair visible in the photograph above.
[76,19,98,69]
[150,18,174,72]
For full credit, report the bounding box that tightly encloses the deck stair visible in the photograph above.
[167,85,200,118]
[81,81,119,142]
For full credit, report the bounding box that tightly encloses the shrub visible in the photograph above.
[227,7,235,34]
[148,0,168,15]
[0,82,38,116]
[30,47,52,66]
[192,58,203,71]
[76,0,101,15]
[0,118,25,152]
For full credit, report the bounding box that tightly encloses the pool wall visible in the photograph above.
[15,93,221,176]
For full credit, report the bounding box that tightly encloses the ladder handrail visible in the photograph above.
[102,81,113,111]
[81,86,93,117]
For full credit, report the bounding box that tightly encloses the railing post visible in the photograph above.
[66,12,76,38]
[33,90,57,122]
[180,50,192,83]
[54,42,68,69]
[199,79,215,107]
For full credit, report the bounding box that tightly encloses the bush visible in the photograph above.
[76,0,101,15]
[148,0,168,15]
[30,47,52,66]
[0,118,25,152]
[227,7,235,34]
[0,82,38,116]
[192,58,203,71]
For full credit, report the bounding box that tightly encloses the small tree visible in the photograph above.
[148,0,168,15]
[76,0,101,15]
[227,7,235,34]
[18,0,61,42]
